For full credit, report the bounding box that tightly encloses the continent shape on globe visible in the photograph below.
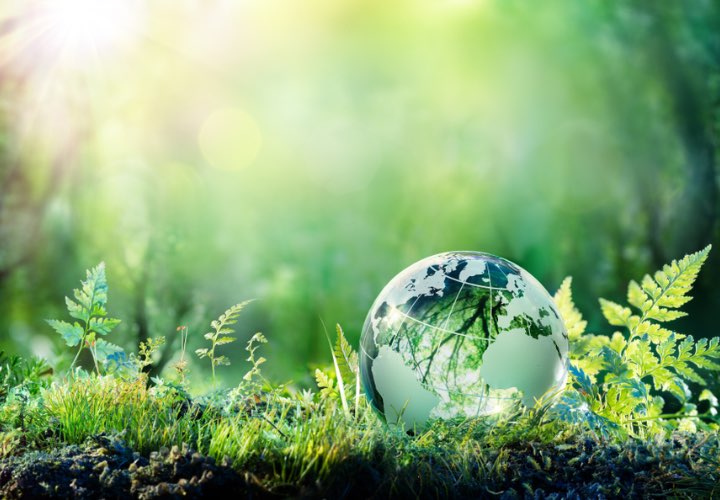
[360,252,568,431]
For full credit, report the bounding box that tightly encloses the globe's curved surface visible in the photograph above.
[360,251,568,430]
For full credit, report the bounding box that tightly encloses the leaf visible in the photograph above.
[599,346,632,383]
[323,323,350,413]
[599,299,632,327]
[553,277,587,341]
[94,339,124,363]
[88,317,121,335]
[627,280,650,311]
[195,348,209,358]
[65,297,89,322]
[608,332,626,353]
[568,364,595,400]
[636,246,710,325]
[215,336,236,346]
[333,324,358,389]
[73,262,109,312]
[635,321,679,344]
[214,300,254,333]
[46,320,84,346]
[213,355,231,366]
[551,390,625,439]
[625,339,658,377]
[314,368,337,400]
[104,351,136,375]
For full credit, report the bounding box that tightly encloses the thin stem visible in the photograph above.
[70,278,97,371]
[71,339,85,369]
[90,344,101,375]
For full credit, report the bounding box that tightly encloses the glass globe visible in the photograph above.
[360,251,569,430]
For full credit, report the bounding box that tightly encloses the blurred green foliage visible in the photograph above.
[0,0,719,386]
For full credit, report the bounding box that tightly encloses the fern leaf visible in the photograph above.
[73,262,109,312]
[635,321,680,344]
[219,300,254,327]
[88,317,121,336]
[213,355,231,366]
[625,339,659,377]
[322,323,349,413]
[553,277,587,341]
[333,324,358,386]
[636,245,710,324]
[94,339,124,363]
[608,332,626,353]
[46,320,84,346]
[552,390,624,439]
[314,368,337,400]
[599,346,632,383]
[627,280,650,311]
[599,299,633,327]
[65,297,88,322]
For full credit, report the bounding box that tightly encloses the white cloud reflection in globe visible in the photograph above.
[360,252,569,431]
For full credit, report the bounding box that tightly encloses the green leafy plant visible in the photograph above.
[315,324,361,416]
[554,246,720,438]
[46,262,124,374]
[138,336,166,370]
[243,331,268,384]
[0,352,52,403]
[196,300,253,386]
[173,325,190,385]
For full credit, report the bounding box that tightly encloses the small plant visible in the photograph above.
[173,325,190,385]
[196,300,253,386]
[0,352,52,403]
[554,246,720,438]
[243,331,268,384]
[138,336,166,370]
[46,262,124,374]
[316,323,362,416]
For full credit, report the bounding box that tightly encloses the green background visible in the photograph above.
[1,0,718,389]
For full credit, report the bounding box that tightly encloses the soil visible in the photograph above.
[0,433,718,499]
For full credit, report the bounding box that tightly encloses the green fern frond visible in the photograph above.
[321,323,363,416]
[314,368,337,400]
[554,278,607,379]
[568,245,720,438]
[333,324,358,389]
[554,277,587,341]
[46,262,122,374]
[198,299,254,386]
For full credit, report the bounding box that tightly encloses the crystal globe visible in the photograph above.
[360,251,569,430]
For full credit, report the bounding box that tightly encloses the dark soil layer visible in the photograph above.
[0,434,718,499]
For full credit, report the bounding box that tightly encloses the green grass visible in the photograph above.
[1,355,719,497]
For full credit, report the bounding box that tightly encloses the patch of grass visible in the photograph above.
[41,375,213,454]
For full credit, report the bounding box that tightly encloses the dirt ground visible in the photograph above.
[1,433,718,499]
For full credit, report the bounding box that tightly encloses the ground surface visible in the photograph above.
[1,433,718,499]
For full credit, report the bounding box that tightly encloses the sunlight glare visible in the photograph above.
[40,0,142,62]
